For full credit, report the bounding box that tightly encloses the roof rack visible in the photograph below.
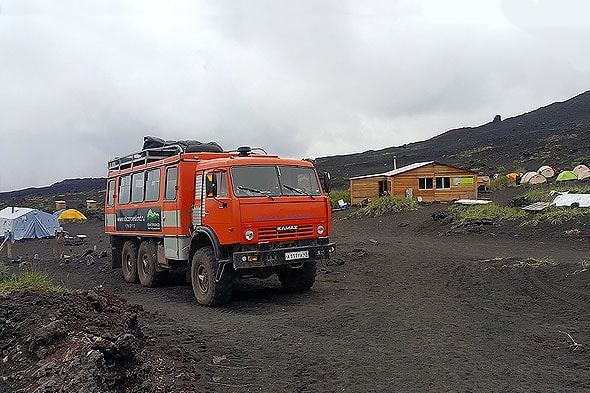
[108,144,184,172]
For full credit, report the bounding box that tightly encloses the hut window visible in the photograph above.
[436,177,450,189]
[418,178,433,190]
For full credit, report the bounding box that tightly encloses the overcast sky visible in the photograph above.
[1,0,589,191]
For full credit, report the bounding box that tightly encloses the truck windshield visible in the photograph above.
[230,165,322,198]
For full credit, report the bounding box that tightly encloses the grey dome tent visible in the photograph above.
[0,207,61,241]
[520,171,538,184]
[573,164,589,178]
[537,165,555,178]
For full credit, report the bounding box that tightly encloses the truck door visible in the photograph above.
[201,169,236,244]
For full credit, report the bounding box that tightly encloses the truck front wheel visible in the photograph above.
[191,247,232,306]
[121,241,138,283]
[278,261,317,292]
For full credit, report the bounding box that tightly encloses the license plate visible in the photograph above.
[285,250,309,261]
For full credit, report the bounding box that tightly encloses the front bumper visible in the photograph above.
[232,243,336,269]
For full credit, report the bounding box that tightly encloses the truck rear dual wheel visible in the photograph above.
[137,240,164,287]
[191,247,232,306]
[278,260,317,292]
[121,241,139,283]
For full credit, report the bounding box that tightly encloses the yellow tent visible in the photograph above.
[58,209,87,221]
[506,173,518,181]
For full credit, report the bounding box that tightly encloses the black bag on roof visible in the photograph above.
[143,136,166,149]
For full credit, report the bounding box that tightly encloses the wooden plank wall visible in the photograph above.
[350,176,387,204]
[350,163,478,204]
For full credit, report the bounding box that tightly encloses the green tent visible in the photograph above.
[556,170,578,182]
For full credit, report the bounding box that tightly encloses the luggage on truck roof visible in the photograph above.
[142,136,223,153]
[109,136,224,171]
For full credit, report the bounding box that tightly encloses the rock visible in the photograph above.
[30,319,67,351]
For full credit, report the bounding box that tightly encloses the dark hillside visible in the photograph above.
[2,90,589,195]
[0,178,106,201]
[0,178,106,214]
[316,90,590,188]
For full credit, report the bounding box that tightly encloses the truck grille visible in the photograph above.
[258,225,315,241]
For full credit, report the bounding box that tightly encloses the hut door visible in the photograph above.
[378,181,388,197]
[405,188,413,199]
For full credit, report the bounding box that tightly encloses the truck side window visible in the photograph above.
[131,172,145,203]
[145,168,161,202]
[119,175,131,204]
[206,171,228,198]
[165,167,178,200]
[107,180,115,207]
[217,172,228,197]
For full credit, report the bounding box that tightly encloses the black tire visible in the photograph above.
[121,241,139,283]
[278,261,317,292]
[137,240,161,287]
[111,244,123,269]
[191,247,232,306]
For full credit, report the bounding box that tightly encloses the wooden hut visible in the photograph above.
[349,161,479,204]
[86,199,98,210]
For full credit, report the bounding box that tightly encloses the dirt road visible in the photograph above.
[3,201,590,392]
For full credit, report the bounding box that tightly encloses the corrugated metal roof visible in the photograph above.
[349,161,435,180]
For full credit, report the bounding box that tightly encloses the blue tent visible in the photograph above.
[0,207,61,241]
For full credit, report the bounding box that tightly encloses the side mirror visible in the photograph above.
[205,173,217,198]
[320,171,332,194]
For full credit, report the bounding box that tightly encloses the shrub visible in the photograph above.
[449,204,527,223]
[328,189,351,209]
[0,267,63,296]
[511,257,558,268]
[489,176,516,191]
[351,196,420,217]
[523,206,590,226]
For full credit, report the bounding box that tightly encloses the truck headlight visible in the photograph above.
[317,225,325,235]
[245,229,255,241]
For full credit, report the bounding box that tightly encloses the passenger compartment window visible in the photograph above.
[119,175,131,204]
[131,172,145,203]
[107,180,115,207]
[165,167,178,200]
[145,168,161,202]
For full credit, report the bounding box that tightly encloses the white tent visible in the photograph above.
[537,165,555,178]
[0,207,61,241]
[577,169,590,181]
[520,171,538,184]
[573,164,589,178]
[527,173,547,185]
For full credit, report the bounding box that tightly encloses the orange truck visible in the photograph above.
[105,139,335,306]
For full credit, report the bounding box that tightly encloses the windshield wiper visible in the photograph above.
[237,186,275,200]
[283,184,315,200]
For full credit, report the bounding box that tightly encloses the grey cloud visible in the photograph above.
[1,0,588,191]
